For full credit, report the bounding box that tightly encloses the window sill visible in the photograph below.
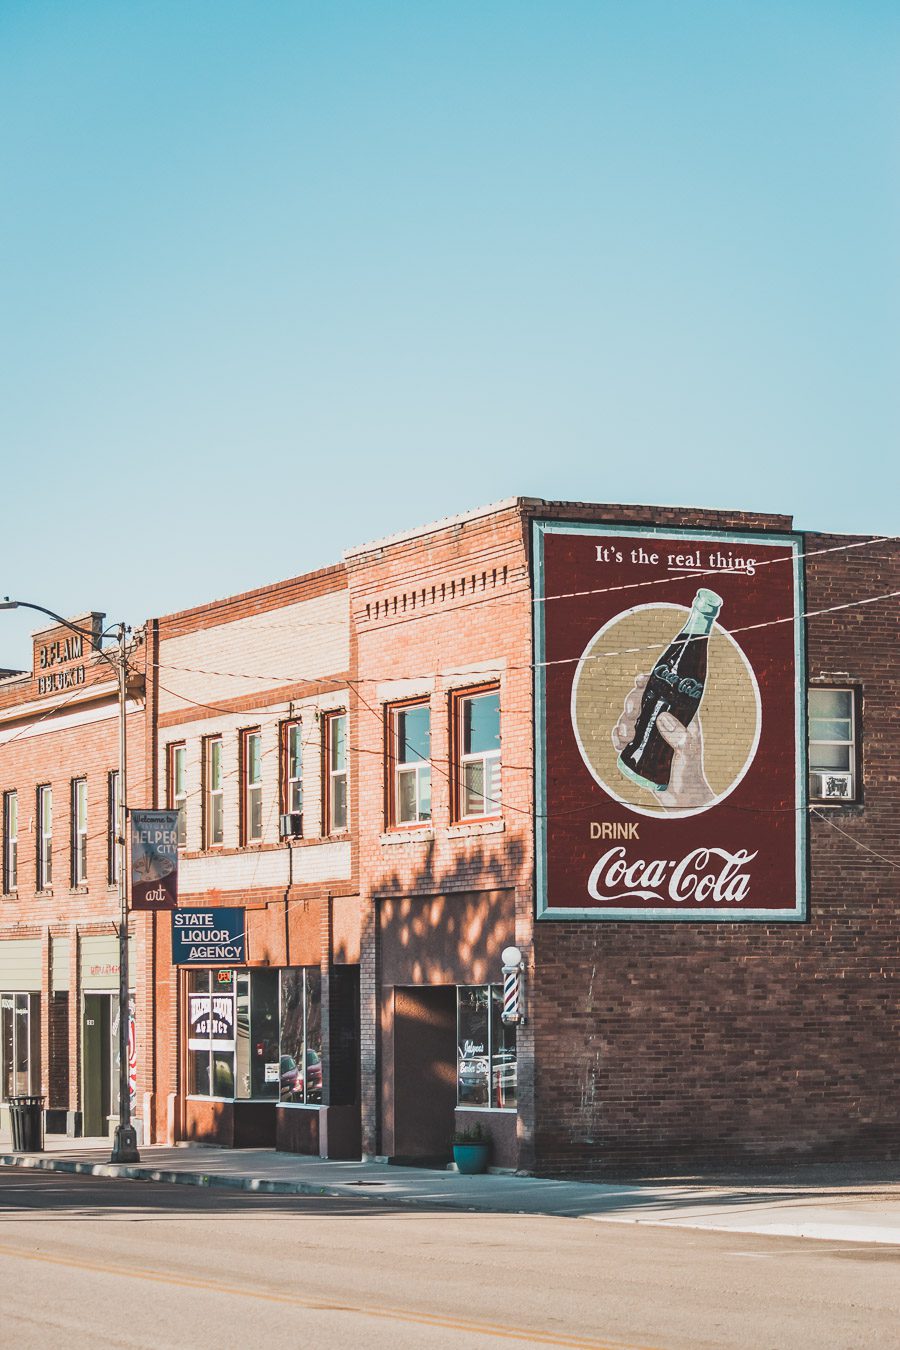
[447,818,505,839]
[36,888,53,898]
[276,1100,323,1110]
[380,828,435,846]
[69,886,89,896]
[809,800,861,811]
[455,1105,518,1114]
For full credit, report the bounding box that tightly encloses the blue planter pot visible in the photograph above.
[453,1142,490,1175]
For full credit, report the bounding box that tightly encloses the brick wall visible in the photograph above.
[0,625,149,1121]
[347,503,538,1163]
[529,516,899,1175]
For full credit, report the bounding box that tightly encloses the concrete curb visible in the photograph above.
[0,1153,494,1213]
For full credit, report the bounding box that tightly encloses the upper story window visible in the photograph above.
[242,730,263,844]
[71,778,88,886]
[389,701,431,826]
[809,688,857,803]
[37,785,52,889]
[3,792,17,894]
[204,737,224,847]
[282,722,303,830]
[325,711,348,834]
[108,771,120,885]
[454,687,501,820]
[168,745,187,848]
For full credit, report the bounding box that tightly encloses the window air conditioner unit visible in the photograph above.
[816,772,852,801]
[279,812,303,839]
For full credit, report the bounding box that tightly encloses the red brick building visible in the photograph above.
[0,613,148,1140]
[3,499,897,1176]
[145,565,362,1155]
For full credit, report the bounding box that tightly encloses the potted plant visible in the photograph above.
[452,1121,491,1174]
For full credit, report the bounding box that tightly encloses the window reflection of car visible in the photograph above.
[280,1051,323,1102]
[280,1054,301,1100]
[492,1049,517,1105]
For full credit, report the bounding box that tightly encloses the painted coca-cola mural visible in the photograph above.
[534,522,806,921]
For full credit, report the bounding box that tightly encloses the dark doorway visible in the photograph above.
[82,994,112,1138]
[393,985,456,1165]
[330,965,360,1107]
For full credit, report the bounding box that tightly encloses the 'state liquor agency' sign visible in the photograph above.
[533,521,806,922]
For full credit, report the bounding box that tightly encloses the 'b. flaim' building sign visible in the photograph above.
[36,634,85,695]
[533,521,806,922]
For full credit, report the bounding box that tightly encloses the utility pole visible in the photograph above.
[111,618,139,1162]
[1,599,140,1163]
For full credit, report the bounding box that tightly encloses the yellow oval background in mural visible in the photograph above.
[571,603,761,818]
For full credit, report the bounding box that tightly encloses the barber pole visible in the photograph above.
[501,945,524,1025]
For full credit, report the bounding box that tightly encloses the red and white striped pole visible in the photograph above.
[501,945,524,1024]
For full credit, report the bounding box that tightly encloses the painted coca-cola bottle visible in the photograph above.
[617,588,723,793]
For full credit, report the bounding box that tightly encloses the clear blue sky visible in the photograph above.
[1,1,898,668]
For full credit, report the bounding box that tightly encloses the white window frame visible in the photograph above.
[243,729,263,844]
[325,712,348,834]
[455,687,501,821]
[390,701,432,827]
[37,785,52,889]
[809,687,857,803]
[169,745,187,848]
[284,721,303,821]
[3,791,17,894]
[204,737,224,847]
[108,770,120,885]
[72,778,88,886]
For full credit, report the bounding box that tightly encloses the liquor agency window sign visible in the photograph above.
[533,522,806,922]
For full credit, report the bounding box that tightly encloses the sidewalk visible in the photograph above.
[3,1136,900,1246]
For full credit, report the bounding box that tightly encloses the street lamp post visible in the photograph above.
[1,599,140,1163]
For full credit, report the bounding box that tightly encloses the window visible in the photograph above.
[325,712,348,833]
[3,792,17,894]
[279,967,322,1105]
[809,688,857,802]
[1,992,39,1100]
[203,737,224,847]
[187,967,321,1105]
[168,745,187,848]
[37,785,52,889]
[187,969,236,1098]
[282,722,303,828]
[242,730,263,843]
[107,771,120,885]
[71,778,88,885]
[457,985,516,1110]
[389,701,431,826]
[454,687,501,819]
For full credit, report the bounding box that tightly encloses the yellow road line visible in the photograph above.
[0,1238,658,1350]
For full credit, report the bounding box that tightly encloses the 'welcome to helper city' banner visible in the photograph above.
[130,810,179,911]
[533,522,806,922]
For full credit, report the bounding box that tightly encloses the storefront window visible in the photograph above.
[457,985,516,1110]
[187,970,236,1098]
[279,967,323,1104]
[1,992,39,1100]
[187,967,322,1103]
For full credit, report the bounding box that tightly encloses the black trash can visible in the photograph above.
[8,1095,44,1152]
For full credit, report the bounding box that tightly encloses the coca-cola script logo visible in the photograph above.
[588,845,758,905]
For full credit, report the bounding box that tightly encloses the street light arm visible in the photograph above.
[1,598,127,677]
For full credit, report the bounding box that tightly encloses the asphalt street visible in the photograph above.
[0,1169,898,1349]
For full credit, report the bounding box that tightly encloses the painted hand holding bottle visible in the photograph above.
[614,589,721,809]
